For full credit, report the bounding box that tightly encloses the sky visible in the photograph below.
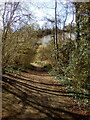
[28,0,75,28]
[0,0,64,2]
[30,0,75,28]
[0,0,89,2]
[0,0,76,29]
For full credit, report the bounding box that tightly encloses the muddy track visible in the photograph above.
[2,68,90,120]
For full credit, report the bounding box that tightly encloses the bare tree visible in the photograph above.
[1,2,33,72]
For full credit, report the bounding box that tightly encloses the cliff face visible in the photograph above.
[40,35,52,45]
[39,32,75,46]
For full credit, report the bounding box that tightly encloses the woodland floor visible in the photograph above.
[2,64,90,120]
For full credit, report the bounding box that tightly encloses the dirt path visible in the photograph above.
[2,66,90,120]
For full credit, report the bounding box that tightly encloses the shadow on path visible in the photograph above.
[2,69,90,120]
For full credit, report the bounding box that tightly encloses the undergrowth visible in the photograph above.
[49,69,90,106]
